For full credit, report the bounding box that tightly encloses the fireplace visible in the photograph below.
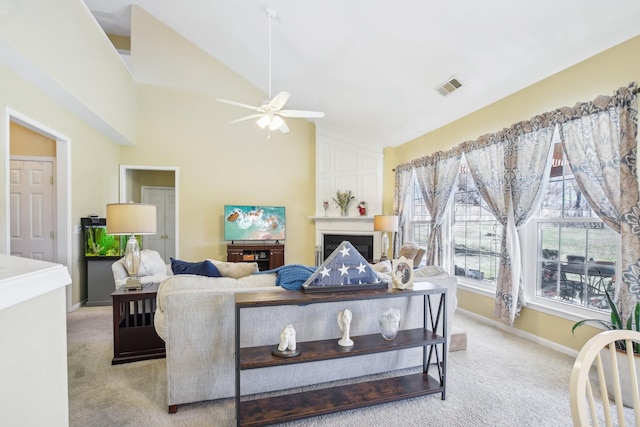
[323,234,373,261]
[311,216,381,265]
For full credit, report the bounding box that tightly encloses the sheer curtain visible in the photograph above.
[558,84,639,318]
[393,165,414,258]
[412,150,461,266]
[462,116,554,325]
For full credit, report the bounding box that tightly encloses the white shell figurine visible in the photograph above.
[380,308,401,340]
[278,324,297,352]
[337,309,354,347]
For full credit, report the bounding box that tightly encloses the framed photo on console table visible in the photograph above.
[392,256,413,289]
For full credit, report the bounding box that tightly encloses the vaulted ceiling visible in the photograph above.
[83,0,640,148]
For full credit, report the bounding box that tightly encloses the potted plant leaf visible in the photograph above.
[572,285,640,406]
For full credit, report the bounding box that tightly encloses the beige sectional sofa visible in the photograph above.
[153,264,457,412]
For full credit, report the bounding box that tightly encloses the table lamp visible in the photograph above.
[106,203,157,289]
[374,215,398,261]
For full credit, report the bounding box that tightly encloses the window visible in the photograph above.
[452,158,501,284]
[405,181,431,267]
[534,142,618,311]
[405,141,619,315]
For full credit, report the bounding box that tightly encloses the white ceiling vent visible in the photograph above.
[436,77,463,96]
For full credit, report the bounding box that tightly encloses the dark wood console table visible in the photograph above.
[111,282,165,365]
[234,285,447,426]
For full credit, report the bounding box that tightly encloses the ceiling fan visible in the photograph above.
[217,7,324,136]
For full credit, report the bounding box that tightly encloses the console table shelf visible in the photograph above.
[234,286,447,426]
[239,328,444,369]
[239,373,442,427]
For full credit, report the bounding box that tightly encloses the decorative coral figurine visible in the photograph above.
[357,201,367,216]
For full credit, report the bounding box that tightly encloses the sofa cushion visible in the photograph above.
[171,258,222,277]
[371,260,392,274]
[207,259,258,279]
[399,242,420,260]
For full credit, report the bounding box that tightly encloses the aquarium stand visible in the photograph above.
[85,256,122,306]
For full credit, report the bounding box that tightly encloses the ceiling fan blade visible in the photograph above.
[278,120,290,133]
[230,114,264,124]
[278,109,325,119]
[269,91,291,111]
[217,98,260,111]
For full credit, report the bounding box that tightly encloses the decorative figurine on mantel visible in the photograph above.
[357,201,367,216]
[337,309,354,347]
[272,324,301,357]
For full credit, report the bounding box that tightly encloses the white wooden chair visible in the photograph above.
[570,329,640,426]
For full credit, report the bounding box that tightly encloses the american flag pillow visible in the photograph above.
[302,241,384,288]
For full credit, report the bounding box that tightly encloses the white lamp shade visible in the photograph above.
[374,215,399,232]
[106,203,157,235]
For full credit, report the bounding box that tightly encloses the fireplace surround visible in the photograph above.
[311,216,381,264]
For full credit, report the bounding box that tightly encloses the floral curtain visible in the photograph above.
[558,84,639,318]
[393,165,414,258]
[392,83,637,325]
[412,151,461,266]
[462,116,554,325]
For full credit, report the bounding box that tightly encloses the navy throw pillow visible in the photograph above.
[170,258,222,277]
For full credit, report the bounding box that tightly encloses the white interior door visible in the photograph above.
[10,159,55,261]
[142,187,176,262]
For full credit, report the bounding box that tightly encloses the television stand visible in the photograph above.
[227,243,284,271]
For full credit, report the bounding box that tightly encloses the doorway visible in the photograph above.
[142,186,176,263]
[119,165,179,262]
[4,108,72,310]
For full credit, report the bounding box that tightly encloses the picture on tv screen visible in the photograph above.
[224,205,286,241]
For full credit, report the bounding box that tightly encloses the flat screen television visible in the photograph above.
[224,205,286,242]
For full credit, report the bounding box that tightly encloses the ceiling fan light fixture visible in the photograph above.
[256,114,271,129]
[216,7,324,137]
[269,115,284,131]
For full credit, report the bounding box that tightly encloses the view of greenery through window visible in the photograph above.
[452,161,501,282]
[409,142,618,313]
[408,183,430,267]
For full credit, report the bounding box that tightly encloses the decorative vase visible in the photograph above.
[340,206,349,217]
[379,308,401,340]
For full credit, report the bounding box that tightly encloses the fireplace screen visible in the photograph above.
[323,234,373,261]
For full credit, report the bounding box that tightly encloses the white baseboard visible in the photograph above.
[456,308,578,358]
[69,301,84,312]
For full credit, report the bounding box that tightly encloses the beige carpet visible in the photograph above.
[68,306,578,426]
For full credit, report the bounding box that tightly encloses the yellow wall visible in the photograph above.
[10,122,56,157]
[388,35,640,352]
[0,63,121,304]
[0,0,137,144]
[120,7,317,264]
[0,4,316,307]
[107,34,131,51]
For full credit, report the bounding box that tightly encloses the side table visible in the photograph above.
[111,282,166,365]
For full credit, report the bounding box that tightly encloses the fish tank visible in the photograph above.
[81,217,130,257]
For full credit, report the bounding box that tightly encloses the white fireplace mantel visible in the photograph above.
[309,216,382,261]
